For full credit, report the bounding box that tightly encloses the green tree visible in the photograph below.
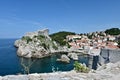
[105,28,120,35]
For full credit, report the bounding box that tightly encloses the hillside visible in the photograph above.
[50,31,75,46]
[105,28,120,35]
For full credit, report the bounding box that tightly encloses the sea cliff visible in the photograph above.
[14,29,59,58]
[14,29,85,60]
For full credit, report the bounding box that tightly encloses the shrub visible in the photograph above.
[22,36,32,43]
[52,44,58,50]
[74,61,89,73]
[36,35,45,40]
[41,43,47,50]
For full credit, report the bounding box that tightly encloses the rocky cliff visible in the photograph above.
[14,29,82,59]
[14,29,58,58]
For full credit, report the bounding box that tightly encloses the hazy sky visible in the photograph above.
[0,0,120,38]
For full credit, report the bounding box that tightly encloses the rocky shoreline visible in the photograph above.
[14,29,59,58]
[12,29,120,80]
[1,61,120,80]
[14,29,88,63]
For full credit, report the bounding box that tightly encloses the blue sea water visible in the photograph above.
[0,39,22,75]
[0,39,96,76]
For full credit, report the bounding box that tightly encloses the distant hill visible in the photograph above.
[105,28,120,35]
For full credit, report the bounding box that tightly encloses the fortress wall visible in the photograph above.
[99,49,120,65]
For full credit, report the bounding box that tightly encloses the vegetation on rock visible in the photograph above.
[74,61,89,73]
[34,35,45,41]
[52,43,58,50]
[35,35,56,50]
[22,36,32,43]
[41,43,49,50]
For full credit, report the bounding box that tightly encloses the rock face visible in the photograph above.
[57,54,70,63]
[14,29,58,58]
[68,52,78,60]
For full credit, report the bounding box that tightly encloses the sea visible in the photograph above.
[0,39,98,76]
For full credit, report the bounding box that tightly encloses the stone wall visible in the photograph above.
[25,31,38,38]
[24,29,49,38]
[99,49,120,65]
[38,29,49,36]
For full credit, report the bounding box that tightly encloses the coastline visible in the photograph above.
[1,61,120,80]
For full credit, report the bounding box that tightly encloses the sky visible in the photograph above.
[0,0,120,38]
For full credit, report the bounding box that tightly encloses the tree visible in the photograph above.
[105,28,120,35]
